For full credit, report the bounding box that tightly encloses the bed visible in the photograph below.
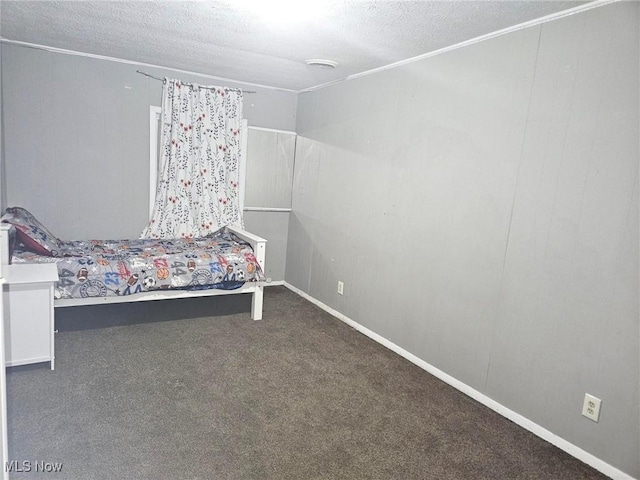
[0,207,267,320]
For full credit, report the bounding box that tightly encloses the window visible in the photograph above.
[149,106,248,219]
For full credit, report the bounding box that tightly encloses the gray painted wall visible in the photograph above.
[243,127,296,282]
[244,211,289,283]
[288,2,638,477]
[0,40,4,209]
[245,128,296,209]
[1,43,297,242]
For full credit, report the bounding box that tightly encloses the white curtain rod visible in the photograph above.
[136,70,256,94]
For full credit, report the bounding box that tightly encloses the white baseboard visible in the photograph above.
[266,280,285,286]
[283,282,635,480]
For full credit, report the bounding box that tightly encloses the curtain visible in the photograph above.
[141,79,244,239]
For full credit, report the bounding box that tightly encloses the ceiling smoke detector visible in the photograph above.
[305,59,338,69]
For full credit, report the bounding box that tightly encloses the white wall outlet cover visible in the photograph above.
[337,281,344,295]
[582,393,602,422]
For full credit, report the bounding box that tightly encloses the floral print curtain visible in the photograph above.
[141,79,244,239]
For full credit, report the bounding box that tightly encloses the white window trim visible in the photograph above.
[149,106,162,219]
[247,125,296,136]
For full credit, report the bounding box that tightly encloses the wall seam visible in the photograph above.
[482,24,543,391]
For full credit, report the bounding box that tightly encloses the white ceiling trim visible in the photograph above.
[300,0,619,93]
[0,38,298,93]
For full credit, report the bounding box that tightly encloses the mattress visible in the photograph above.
[11,228,264,299]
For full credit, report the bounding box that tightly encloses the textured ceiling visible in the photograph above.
[0,0,591,91]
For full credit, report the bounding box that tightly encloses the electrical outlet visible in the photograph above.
[337,281,344,295]
[582,393,602,422]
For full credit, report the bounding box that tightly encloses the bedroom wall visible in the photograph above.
[245,128,296,282]
[288,2,638,477]
[0,43,297,280]
[0,40,4,210]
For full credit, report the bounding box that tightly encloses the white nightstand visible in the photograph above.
[3,264,58,370]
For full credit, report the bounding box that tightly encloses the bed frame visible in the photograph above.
[0,224,267,321]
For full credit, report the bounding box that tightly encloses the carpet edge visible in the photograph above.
[282,282,635,480]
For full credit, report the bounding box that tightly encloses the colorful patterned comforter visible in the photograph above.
[11,228,264,299]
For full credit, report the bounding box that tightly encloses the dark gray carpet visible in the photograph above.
[7,287,606,479]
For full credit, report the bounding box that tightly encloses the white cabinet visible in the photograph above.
[0,280,8,480]
[3,264,58,370]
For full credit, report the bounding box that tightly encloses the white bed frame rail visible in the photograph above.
[228,225,266,320]
[0,224,267,321]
